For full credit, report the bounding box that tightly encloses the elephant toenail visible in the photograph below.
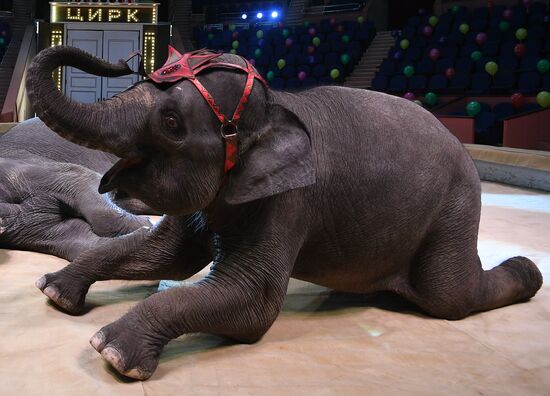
[90,332,106,351]
[101,347,125,372]
[42,286,58,300]
[35,276,46,290]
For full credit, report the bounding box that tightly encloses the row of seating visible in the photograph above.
[0,22,10,62]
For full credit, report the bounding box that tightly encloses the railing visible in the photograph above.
[0,24,35,122]
[304,2,366,15]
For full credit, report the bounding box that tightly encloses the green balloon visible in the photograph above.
[232,40,239,49]
[499,21,510,32]
[537,59,550,74]
[228,24,236,32]
[515,28,528,41]
[230,49,237,55]
[466,101,481,117]
[403,65,415,78]
[459,23,470,34]
[340,53,351,65]
[312,36,321,46]
[452,5,461,13]
[282,28,290,38]
[0,37,4,46]
[400,39,410,50]
[485,61,498,76]
[429,16,439,27]
[341,35,350,44]
[425,92,438,107]
[304,21,310,27]
[330,68,340,79]
[254,48,262,58]
[471,50,482,61]
[357,16,365,24]
[256,30,264,39]
[266,70,275,81]
[207,33,214,40]
[536,91,550,108]
[277,58,286,69]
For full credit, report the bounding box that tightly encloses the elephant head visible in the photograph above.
[26,46,315,215]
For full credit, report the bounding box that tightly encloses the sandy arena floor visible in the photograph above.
[0,181,549,395]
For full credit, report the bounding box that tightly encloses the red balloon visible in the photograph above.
[514,43,526,57]
[423,26,433,37]
[445,68,456,79]
[336,24,344,33]
[307,45,315,55]
[308,27,316,37]
[475,32,487,46]
[232,31,239,39]
[429,48,440,61]
[329,17,337,25]
[511,93,525,109]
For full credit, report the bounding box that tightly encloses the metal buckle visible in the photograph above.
[220,122,238,138]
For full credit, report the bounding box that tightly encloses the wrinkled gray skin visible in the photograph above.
[28,46,543,380]
[0,118,152,260]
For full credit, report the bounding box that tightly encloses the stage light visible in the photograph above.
[271,11,279,18]
[241,13,247,19]
[257,12,263,19]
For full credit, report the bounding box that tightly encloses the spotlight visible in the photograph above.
[271,11,279,18]
[257,12,263,19]
[241,13,247,20]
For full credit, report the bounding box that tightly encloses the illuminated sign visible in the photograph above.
[50,2,158,24]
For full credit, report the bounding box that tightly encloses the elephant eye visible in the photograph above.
[164,115,178,129]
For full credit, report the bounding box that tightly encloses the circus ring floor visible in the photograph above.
[0,181,549,395]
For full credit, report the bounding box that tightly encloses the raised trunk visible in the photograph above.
[26,46,151,156]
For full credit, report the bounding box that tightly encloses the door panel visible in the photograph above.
[102,30,140,100]
[65,30,103,103]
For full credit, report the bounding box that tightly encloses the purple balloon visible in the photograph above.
[285,38,293,48]
[404,92,416,101]
[502,8,513,19]
[429,48,441,61]
[475,32,487,45]
[298,71,307,81]
[423,26,433,37]
[249,58,256,66]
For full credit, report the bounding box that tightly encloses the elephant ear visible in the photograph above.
[224,104,316,205]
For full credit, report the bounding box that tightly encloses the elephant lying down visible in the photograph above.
[29,46,543,380]
[0,118,152,260]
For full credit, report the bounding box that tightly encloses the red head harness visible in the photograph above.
[148,46,267,172]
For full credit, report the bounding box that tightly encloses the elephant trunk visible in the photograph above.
[26,45,150,156]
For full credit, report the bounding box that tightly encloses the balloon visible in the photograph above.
[439,36,447,44]
[257,38,265,47]
[298,71,307,81]
[304,20,310,27]
[502,8,513,20]
[357,16,365,24]
[514,43,526,58]
[516,28,528,41]
[228,24,236,32]
[475,32,487,46]
[499,21,510,32]
[452,5,461,13]
[248,58,256,66]
[403,65,415,78]
[336,24,344,33]
[536,91,550,108]
[340,53,350,65]
[445,68,456,79]
[330,69,340,79]
[510,93,525,109]
[400,39,410,50]
[429,48,441,61]
[0,30,7,37]
[341,35,350,44]
[282,28,290,37]
[308,55,315,65]
[393,50,402,61]
[307,45,315,55]
[418,8,426,15]
[256,30,264,39]
[312,36,321,46]
[232,31,239,39]
[277,59,286,69]
[308,27,316,37]
[232,40,239,49]
[403,92,416,101]
[266,71,275,81]
[459,24,470,34]
[254,48,262,58]
[230,49,237,55]
[522,0,531,8]
[423,26,433,37]
[285,38,293,48]
[537,59,550,74]
[429,16,439,27]
[414,100,424,107]
[330,17,337,25]
[424,92,438,107]
[471,51,482,61]
[466,101,481,116]
[207,33,214,40]
[485,61,498,76]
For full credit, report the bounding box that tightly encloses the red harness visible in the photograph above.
[148,46,267,172]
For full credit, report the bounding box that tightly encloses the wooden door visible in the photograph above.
[102,30,140,100]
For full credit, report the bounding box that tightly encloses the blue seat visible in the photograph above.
[270,77,285,90]
[481,41,500,57]
[389,75,407,92]
[281,65,296,79]
[493,102,516,120]
[517,71,541,93]
[499,55,519,71]
[428,74,448,91]
[455,57,473,72]
[435,57,455,73]
[416,59,433,74]
[450,72,470,90]
[302,76,317,88]
[460,43,478,58]
[408,75,427,90]
[378,59,395,75]
[520,55,540,71]
[544,74,550,91]
[493,70,516,91]
[286,78,300,89]
[371,74,388,90]
[470,73,491,93]
[441,45,459,59]
[404,46,422,61]
[312,64,327,78]
[475,111,499,145]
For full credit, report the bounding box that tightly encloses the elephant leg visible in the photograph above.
[88,239,295,380]
[35,214,212,314]
[396,213,542,320]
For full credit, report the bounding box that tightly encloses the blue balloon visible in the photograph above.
[393,50,403,60]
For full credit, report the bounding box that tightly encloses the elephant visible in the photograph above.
[0,118,153,260]
[28,46,543,380]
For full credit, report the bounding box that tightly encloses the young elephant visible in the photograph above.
[28,46,542,380]
[0,118,152,260]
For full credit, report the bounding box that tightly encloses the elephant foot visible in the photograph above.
[89,312,166,380]
[35,272,91,314]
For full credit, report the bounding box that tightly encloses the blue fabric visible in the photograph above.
[470,73,491,93]
[389,75,407,92]
[428,74,448,91]
[408,75,427,90]
[371,74,388,90]
[517,71,541,93]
